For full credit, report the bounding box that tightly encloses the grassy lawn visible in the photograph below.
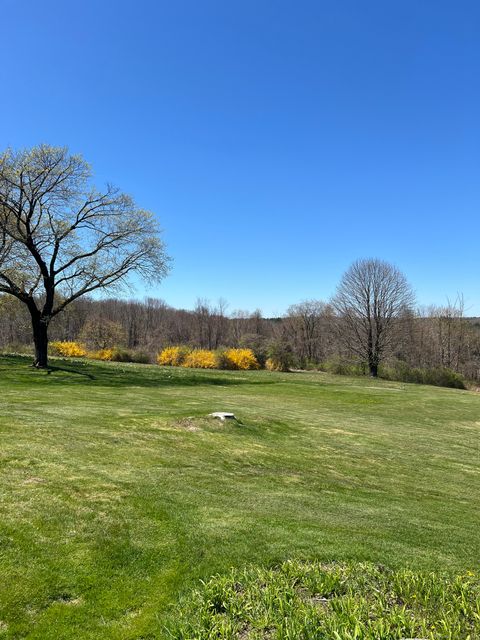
[0,355,479,639]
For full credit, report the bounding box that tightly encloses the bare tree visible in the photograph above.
[230,309,250,346]
[416,295,471,372]
[331,258,415,377]
[284,300,330,365]
[79,316,127,350]
[0,294,30,346]
[0,145,169,367]
[192,298,230,349]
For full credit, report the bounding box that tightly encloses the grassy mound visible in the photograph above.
[167,560,480,639]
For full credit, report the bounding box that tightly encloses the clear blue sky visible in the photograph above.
[1,0,479,315]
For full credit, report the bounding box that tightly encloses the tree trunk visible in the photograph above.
[31,316,49,368]
[369,362,378,377]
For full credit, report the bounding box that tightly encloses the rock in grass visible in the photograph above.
[208,412,237,421]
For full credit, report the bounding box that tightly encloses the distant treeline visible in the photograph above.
[1,294,479,386]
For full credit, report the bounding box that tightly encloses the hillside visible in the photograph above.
[0,356,479,639]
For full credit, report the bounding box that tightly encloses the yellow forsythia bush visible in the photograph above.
[182,349,217,369]
[265,357,279,371]
[157,346,191,366]
[224,348,259,370]
[89,348,116,361]
[50,341,87,357]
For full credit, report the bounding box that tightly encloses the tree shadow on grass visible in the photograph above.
[0,354,277,389]
[46,364,95,380]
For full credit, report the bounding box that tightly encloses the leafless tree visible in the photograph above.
[331,258,415,376]
[79,316,127,350]
[230,309,250,346]
[284,300,331,365]
[0,295,30,346]
[414,295,472,372]
[192,298,229,349]
[0,145,169,367]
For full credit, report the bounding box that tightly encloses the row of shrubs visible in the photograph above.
[318,357,466,389]
[379,360,466,389]
[50,342,150,364]
[157,346,263,370]
[50,341,288,371]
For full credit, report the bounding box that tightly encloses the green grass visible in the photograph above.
[0,355,479,639]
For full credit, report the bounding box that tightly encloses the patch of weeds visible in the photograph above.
[165,560,480,639]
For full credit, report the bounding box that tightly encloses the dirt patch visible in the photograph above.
[238,624,251,639]
[23,477,45,485]
[237,625,274,639]
[172,417,202,432]
[50,593,83,606]
[297,587,330,608]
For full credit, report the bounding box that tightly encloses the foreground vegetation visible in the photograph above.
[0,356,479,638]
[169,560,480,639]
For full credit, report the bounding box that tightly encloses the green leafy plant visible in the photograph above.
[167,561,480,639]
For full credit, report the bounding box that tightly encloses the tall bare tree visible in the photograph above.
[331,258,415,376]
[0,145,169,367]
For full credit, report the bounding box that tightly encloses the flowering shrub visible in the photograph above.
[157,346,191,367]
[182,349,217,369]
[90,348,116,361]
[50,341,87,357]
[265,357,279,371]
[223,348,259,370]
[265,356,291,372]
[85,347,149,364]
[157,346,260,370]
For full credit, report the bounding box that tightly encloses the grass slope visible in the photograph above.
[0,356,479,639]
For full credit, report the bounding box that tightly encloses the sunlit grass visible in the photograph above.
[0,355,479,639]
